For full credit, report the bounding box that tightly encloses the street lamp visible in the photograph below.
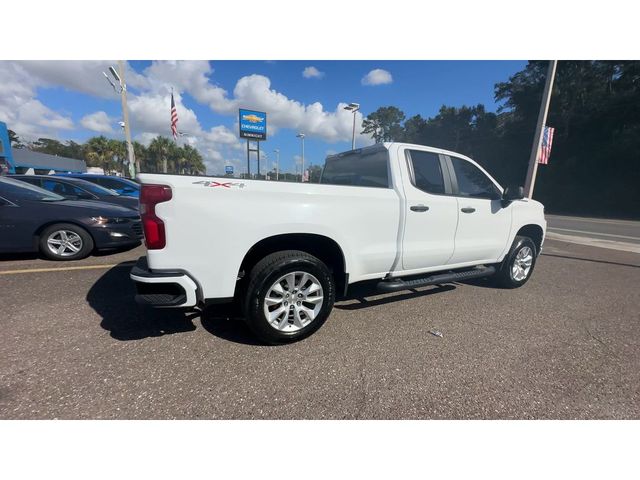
[102,61,137,177]
[343,102,360,150]
[273,149,280,181]
[296,133,305,182]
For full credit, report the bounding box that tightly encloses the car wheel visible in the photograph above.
[39,223,94,261]
[243,250,335,345]
[493,235,537,288]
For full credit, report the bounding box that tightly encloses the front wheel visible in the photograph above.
[243,250,336,344]
[493,235,537,288]
[39,223,94,261]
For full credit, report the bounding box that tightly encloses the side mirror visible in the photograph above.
[502,185,524,202]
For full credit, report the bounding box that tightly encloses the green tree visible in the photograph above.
[175,144,205,175]
[83,136,119,173]
[148,136,177,174]
[8,130,24,148]
[361,106,406,143]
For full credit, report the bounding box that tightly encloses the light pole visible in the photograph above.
[273,149,280,181]
[344,102,360,150]
[296,133,305,182]
[103,61,137,177]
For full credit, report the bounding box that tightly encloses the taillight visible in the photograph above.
[140,184,172,249]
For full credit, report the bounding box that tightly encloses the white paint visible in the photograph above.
[546,232,640,254]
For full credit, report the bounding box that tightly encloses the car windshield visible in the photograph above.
[69,179,119,196]
[0,177,65,202]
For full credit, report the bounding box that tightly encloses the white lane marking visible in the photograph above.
[0,262,135,276]
[546,215,640,227]
[546,232,640,254]
[548,227,640,241]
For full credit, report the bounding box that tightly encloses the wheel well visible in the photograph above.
[516,224,544,253]
[238,233,347,296]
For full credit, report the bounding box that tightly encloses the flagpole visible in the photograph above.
[524,60,557,199]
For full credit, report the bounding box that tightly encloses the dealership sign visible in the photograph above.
[239,109,267,140]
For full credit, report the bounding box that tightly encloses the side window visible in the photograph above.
[408,150,445,194]
[321,149,389,188]
[95,178,122,191]
[450,157,500,199]
[43,180,81,197]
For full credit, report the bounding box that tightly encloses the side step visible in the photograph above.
[376,266,496,293]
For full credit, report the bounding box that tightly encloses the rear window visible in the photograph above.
[320,147,390,188]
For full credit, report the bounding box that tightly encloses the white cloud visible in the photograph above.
[0,60,378,174]
[302,66,324,79]
[16,60,148,98]
[80,111,114,133]
[0,62,74,140]
[361,68,393,86]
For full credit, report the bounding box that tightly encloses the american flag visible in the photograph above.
[538,126,555,165]
[170,91,178,141]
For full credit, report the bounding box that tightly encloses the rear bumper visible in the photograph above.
[129,256,199,308]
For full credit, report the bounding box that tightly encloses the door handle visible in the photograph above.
[410,205,429,212]
[460,207,476,213]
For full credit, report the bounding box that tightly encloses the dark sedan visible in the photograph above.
[0,177,142,260]
[11,175,138,210]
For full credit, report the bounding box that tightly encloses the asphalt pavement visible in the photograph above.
[1,231,639,419]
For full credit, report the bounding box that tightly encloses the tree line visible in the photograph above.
[8,133,206,176]
[361,61,640,219]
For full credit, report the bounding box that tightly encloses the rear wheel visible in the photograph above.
[493,235,537,288]
[243,250,335,344]
[39,223,94,261]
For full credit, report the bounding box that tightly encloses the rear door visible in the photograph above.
[446,155,512,264]
[400,148,459,270]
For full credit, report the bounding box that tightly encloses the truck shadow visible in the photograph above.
[87,263,198,341]
[87,264,458,345]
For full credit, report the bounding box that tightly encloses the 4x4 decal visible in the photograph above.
[192,180,246,189]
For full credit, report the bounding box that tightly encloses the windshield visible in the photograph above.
[0,177,65,202]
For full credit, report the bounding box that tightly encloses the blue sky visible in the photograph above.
[1,60,527,175]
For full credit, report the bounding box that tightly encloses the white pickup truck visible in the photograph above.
[131,142,546,344]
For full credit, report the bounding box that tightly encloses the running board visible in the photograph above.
[376,266,496,293]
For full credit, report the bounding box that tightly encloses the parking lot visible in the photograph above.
[1,237,639,420]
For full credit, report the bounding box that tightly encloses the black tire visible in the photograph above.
[493,235,537,288]
[39,223,94,261]
[243,250,335,345]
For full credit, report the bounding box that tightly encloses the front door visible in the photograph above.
[446,156,512,264]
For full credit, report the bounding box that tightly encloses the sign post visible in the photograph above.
[239,109,267,179]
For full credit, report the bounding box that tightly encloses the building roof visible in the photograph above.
[11,148,86,173]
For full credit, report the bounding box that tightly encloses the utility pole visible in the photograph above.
[273,149,280,181]
[524,60,557,198]
[117,61,137,178]
[296,133,305,182]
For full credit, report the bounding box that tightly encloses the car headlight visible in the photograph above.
[92,216,130,225]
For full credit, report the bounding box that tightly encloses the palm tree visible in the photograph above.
[148,136,176,174]
[133,141,151,172]
[84,136,116,173]
[177,144,205,175]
